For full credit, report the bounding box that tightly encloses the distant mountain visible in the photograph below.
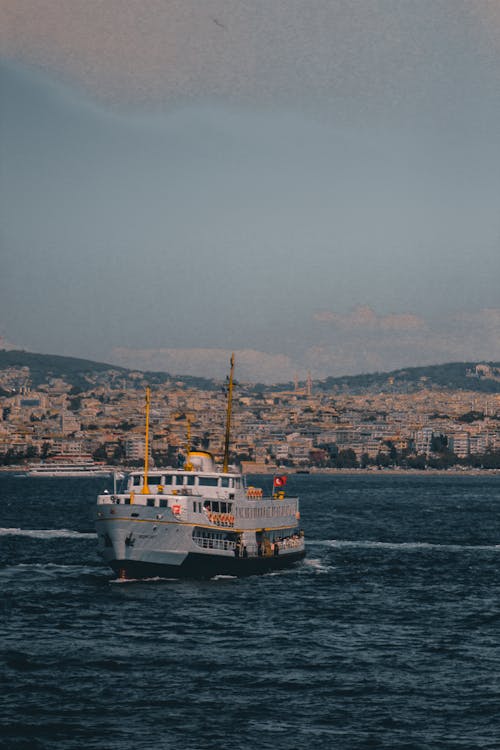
[314,362,500,394]
[0,350,218,391]
[0,350,127,390]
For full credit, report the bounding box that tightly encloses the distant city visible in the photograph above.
[2,351,500,471]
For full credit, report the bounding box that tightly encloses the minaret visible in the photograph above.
[223,353,235,473]
[306,371,312,398]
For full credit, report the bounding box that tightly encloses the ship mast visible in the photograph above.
[184,417,193,471]
[141,386,151,494]
[222,353,235,473]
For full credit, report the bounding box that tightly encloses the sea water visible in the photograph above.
[1,473,500,750]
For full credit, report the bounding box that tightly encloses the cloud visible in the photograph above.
[380,313,426,331]
[109,347,296,384]
[106,307,500,384]
[109,308,500,383]
[451,308,500,331]
[0,329,22,351]
[313,306,425,331]
[307,306,500,377]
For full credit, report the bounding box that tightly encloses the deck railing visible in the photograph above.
[192,536,236,552]
[191,537,304,557]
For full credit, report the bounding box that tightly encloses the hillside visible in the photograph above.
[2,350,500,395]
[0,349,126,388]
[0,350,218,391]
[315,362,500,394]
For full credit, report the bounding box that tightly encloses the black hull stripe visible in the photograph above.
[109,550,306,580]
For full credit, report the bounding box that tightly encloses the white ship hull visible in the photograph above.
[27,456,120,477]
[29,468,115,477]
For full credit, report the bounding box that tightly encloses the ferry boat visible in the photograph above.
[94,356,305,579]
[27,456,117,478]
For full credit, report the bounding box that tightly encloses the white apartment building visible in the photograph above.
[413,428,434,455]
[469,433,492,455]
[273,442,290,461]
[125,437,147,461]
[60,411,81,435]
[449,432,470,458]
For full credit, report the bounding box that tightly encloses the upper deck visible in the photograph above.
[126,469,245,500]
[97,467,299,531]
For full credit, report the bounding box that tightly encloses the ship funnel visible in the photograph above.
[188,451,215,472]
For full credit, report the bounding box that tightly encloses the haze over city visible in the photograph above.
[2,1,500,382]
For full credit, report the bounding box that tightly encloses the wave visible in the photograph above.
[302,557,335,574]
[110,576,179,584]
[0,562,106,577]
[0,527,96,539]
[311,539,500,552]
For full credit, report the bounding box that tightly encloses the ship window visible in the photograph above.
[147,499,155,507]
[211,501,220,512]
[220,502,227,513]
[163,475,174,485]
[185,476,195,486]
[149,475,162,484]
[199,477,218,487]
[133,476,142,487]
[159,499,168,508]
[220,478,230,487]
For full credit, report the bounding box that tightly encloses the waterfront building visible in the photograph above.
[449,432,470,459]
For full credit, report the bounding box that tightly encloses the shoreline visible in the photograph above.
[252,467,500,477]
[304,467,500,476]
[1,466,499,477]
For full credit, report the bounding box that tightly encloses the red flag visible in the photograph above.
[274,475,287,488]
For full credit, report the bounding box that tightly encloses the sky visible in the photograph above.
[1,0,500,383]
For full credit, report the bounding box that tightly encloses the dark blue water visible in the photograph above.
[1,473,500,750]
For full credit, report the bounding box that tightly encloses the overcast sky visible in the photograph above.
[1,1,500,382]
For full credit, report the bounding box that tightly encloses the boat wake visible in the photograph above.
[110,576,179,584]
[302,557,335,574]
[0,527,97,539]
[310,539,500,553]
